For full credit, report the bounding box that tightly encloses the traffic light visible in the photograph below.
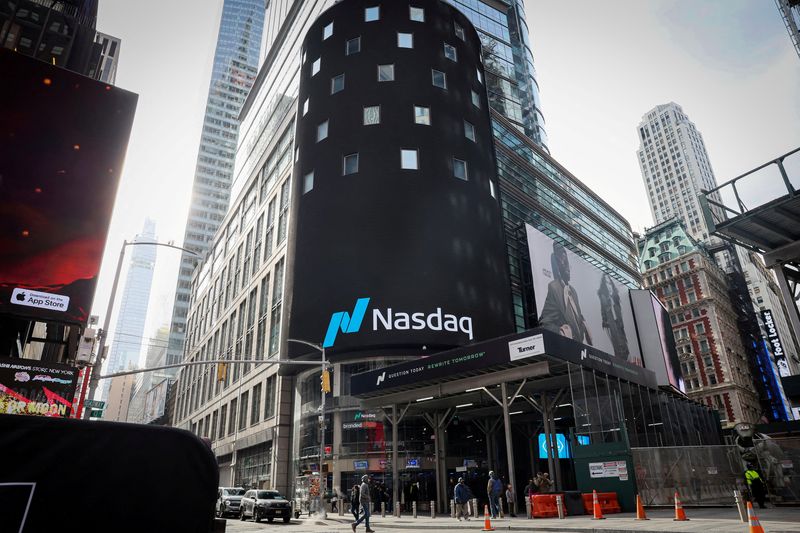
[217,362,227,382]
[321,369,331,393]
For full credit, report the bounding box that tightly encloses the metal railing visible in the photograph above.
[700,146,800,228]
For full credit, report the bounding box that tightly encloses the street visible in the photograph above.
[223,506,800,533]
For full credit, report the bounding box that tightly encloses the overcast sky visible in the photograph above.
[91,0,800,356]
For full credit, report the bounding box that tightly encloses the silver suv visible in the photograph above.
[239,489,292,523]
[216,487,245,518]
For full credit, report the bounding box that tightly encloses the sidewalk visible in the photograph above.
[323,506,800,533]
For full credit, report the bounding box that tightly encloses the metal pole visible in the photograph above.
[774,266,800,346]
[392,404,399,514]
[500,382,517,513]
[84,240,127,416]
[319,346,327,519]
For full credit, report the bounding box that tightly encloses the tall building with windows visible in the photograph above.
[166,0,266,372]
[777,0,800,60]
[93,31,121,84]
[636,103,796,421]
[101,219,157,402]
[173,0,643,495]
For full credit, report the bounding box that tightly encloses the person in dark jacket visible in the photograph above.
[350,483,361,521]
[454,477,471,521]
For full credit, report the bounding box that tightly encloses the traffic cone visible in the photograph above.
[746,501,765,533]
[673,492,689,521]
[592,490,605,520]
[635,494,649,520]
[482,504,495,531]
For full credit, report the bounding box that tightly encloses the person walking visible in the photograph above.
[745,463,768,509]
[350,483,361,521]
[454,477,471,521]
[352,475,374,532]
[505,484,516,517]
[486,471,502,519]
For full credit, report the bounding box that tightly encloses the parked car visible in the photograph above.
[239,489,292,523]
[216,487,246,518]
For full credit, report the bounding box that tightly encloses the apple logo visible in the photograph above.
[15,292,26,302]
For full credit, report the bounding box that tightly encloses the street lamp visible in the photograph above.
[83,239,199,417]
[287,338,328,520]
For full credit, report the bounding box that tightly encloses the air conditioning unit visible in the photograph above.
[76,327,97,364]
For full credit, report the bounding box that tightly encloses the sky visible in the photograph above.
[90,0,800,358]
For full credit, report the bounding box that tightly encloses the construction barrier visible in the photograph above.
[581,492,621,515]
[530,494,564,518]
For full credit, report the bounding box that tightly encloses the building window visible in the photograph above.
[414,105,430,125]
[264,375,276,419]
[695,323,705,334]
[312,58,321,76]
[302,171,314,194]
[365,6,380,22]
[346,36,360,55]
[323,22,333,40]
[250,383,262,425]
[228,398,237,435]
[432,69,446,89]
[453,158,468,180]
[699,339,710,353]
[398,32,413,48]
[490,180,497,199]
[331,73,345,94]
[471,90,480,108]
[343,153,359,175]
[238,391,249,431]
[363,105,380,125]
[444,43,457,62]
[401,149,418,170]
[454,22,465,40]
[378,64,394,82]
[316,120,328,142]
[302,98,309,116]
[410,6,424,22]
[464,120,476,142]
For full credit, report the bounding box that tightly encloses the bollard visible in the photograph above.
[472,498,479,518]
[556,494,565,519]
[430,500,436,518]
[381,502,386,518]
[734,490,747,523]
[339,501,344,517]
[412,501,417,519]
[525,497,531,519]
[395,501,401,518]
[499,497,504,519]
[450,499,455,518]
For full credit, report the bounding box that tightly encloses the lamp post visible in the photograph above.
[288,338,328,520]
[83,239,199,418]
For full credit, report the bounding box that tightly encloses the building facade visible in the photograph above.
[166,0,266,373]
[93,31,120,84]
[101,220,157,401]
[636,102,797,421]
[173,0,654,498]
[777,0,800,60]
[639,220,762,427]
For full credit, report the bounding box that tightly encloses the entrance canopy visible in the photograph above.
[351,327,656,405]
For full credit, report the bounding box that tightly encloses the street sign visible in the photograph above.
[84,400,105,410]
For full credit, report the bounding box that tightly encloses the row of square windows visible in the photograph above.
[300,151,498,197]
[311,62,481,93]
[311,106,478,142]
[320,5,466,39]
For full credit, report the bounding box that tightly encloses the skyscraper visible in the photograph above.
[636,103,797,421]
[776,0,800,60]
[101,219,156,402]
[166,0,265,371]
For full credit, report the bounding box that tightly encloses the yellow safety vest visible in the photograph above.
[745,470,761,485]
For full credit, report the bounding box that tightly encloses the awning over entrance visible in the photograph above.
[351,327,656,402]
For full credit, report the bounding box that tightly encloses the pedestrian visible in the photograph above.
[352,475,375,533]
[486,471,502,519]
[745,463,768,509]
[505,484,516,517]
[538,473,553,493]
[523,478,534,499]
[454,477,471,521]
[331,490,339,513]
[350,483,361,521]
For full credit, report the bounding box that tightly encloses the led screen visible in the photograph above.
[537,433,590,459]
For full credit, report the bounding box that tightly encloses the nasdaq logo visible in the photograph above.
[323,298,371,348]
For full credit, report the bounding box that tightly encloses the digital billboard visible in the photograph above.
[630,289,685,392]
[537,433,590,459]
[525,225,642,365]
[142,378,170,424]
[0,359,79,417]
[0,49,138,325]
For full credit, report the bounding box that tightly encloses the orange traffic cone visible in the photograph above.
[747,501,765,533]
[482,504,495,531]
[592,490,605,520]
[673,492,689,521]
[635,494,649,520]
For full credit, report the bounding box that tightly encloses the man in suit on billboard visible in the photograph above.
[539,243,593,345]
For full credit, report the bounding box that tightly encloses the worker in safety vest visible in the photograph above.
[744,463,767,509]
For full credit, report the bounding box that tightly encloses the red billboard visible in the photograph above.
[0,359,79,417]
[0,49,137,325]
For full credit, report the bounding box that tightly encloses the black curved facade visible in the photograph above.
[288,0,513,357]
